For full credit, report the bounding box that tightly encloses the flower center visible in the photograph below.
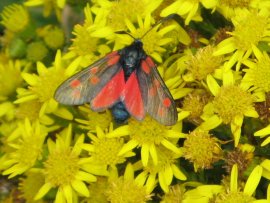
[106,177,150,203]
[31,68,65,102]
[129,116,167,146]
[93,137,125,165]
[187,45,223,80]
[44,149,79,186]
[213,85,254,124]
[220,0,251,8]
[232,12,268,51]
[183,130,221,171]
[71,24,99,56]
[249,55,270,92]
[215,191,255,203]
[107,0,145,31]
[18,136,43,167]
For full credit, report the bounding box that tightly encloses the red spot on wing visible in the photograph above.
[90,76,100,85]
[121,72,144,119]
[146,56,155,67]
[141,60,151,74]
[163,97,171,107]
[91,70,125,109]
[90,67,98,74]
[153,79,160,87]
[149,86,157,96]
[70,79,81,88]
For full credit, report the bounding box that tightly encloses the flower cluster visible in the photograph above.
[1,0,270,202]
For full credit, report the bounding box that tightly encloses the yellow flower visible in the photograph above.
[0,101,15,121]
[92,0,162,31]
[38,25,65,50]
[254,125,270,146]
[14,50,77,120]
[0,119,47,178]
[135,145,187,192]
[76,105,112,132]
[24,0,66,19]
[106,163,153,203]
[183,184,223,202]
[83,177,109,203]
[110,116,184,167]
[217,0,270,19]
[0,59,23,100]
[15,100,54,126]
[183,45,224,81]
[26,41,48,62]
[81,125,135,166]
[200,70,258,146]
[34,125,99,202]
[0,4,29,32]
[65,4,111,67]
[183,129,222,171]
[181,90,211,125]
[115,15,176,62]
[161,0,218,25]
[214,9,270,70]
[242,49,270,98]
[18,171,45,203]
[214,164,264,202]
[158,53,192,100]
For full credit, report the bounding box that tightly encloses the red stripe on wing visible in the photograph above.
[91,69,125,110]
[121,72,145,120]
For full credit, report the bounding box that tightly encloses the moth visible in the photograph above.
[54,19,178,125]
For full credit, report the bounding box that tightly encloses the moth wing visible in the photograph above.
[137,57,177,125]
[121,72,145,120]
[54,51,123,108]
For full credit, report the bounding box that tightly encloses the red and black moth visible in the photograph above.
[54,19,178,125]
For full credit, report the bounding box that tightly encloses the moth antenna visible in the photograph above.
[141,14,177,39]
[115,31,136,40]
[115,14,177,40]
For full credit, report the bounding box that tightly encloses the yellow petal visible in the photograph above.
[35,182,53,200]
[244,165,262,196]
[254,125,270,138]
[141,144,149,166]
[230,164,238,192]
[149,144,158,165]
[118,139,138,156]
[71,179,89,197]
[206,74,220,96]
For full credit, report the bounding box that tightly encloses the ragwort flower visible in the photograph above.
[135,145,187,193]
[81,125,134,166]
[24,0,66,19]
[214,9,270,70]
[106,163,153,203]
[35,125,99,202]
[15,50,77,120]
[214,164,264,203]
[65,4,111,67]
[110,116,184,167]
[92,0,162,31]
[114,15,177,62]
[200,70,258,146]
[76,105,112,132]
[0,119,47,178]
[0,4,29,33]
[161,0,218,25]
